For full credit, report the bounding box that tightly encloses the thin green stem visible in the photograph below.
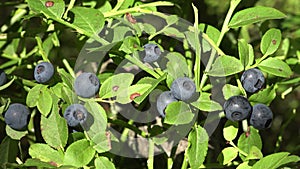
[198,0,241,91]
[216,0,241,46]
[63,0,76,19]
[111,0,125,12]
[180,151,188,169]
[167,158,173,169]
[249,53,268,69]
[62,59,75,77]
[121,120,134,142]
[192,4,201,91]
[235,74,247,97]
[35,36,49,62]
[125,54,160,79]
[147,139,155,169]
[103,3,172,18]
[229,141,248,157]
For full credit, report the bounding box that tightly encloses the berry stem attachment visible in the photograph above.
[242,119,249,133]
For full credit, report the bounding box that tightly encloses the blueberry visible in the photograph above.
[170,77,196,101]
[156,91,178,117]
[74,72,100,98]
[64,104,88,127]
[249,103,273,130]
[143,43,161,63]
[223,95,252,122]
[34,62,54,83]
[4,103,30,130]
[0,69,7,86]
[241,68,265,93]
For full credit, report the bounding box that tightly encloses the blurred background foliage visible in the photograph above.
[0,0,299,165]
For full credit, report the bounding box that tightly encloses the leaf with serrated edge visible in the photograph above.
[187,126,209,169]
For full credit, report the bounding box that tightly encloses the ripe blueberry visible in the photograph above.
[156,91,178,117]
[34,62,54,83]
[249,103,273,130]
[143,43,161,63]
[170,77,196,101]
[64,104,88,127]
[223,95,252,122]
[4,103,30,131]
[74,72,100,98]
[241,68,265,93]
[0,69,7,86]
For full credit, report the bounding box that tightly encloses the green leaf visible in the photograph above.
[248,86,276,106]
[217,147,239,165]
[166,52,190,79]
[27,0,65,19]
[83,101,107,139]
[91,132,111,154]
[116,84,152,104]
[40,101,68,149]
[0,137,18,168]
[228,6,286,28]
[163,27,185,38]
[238,39,250,68]
[63,139,96,168]
[258,58,293,78]
[238,127,262,161]
[207,55,244,76]
[191,92,222,112]
[199,24,221,44]
[140,23,156,35]
[164,101,194,125]
[29,143,63,165]
[61,86,78,105]
[57,68,74,89]
[245,146,263,160]
[37,87,52,116]
[236,161,252,169]
[26,84,45,107]
[223,120,239,141]
[23,159,57,168]
[252,152,300,169]
[0,77,15,91]
[134,74,167,104]
[222,84,242,100]
[187,125,209,169]
[6,125,28,140]
[95,157,116,169]
[99,73,134,99]
[166,15,179,25]
[119,36,140,54]
[260,28,282,56]
[185,31,212,53]
[70,7,105,36]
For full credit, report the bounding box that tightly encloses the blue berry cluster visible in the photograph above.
[223,68,273,130]
[156,77,196,117]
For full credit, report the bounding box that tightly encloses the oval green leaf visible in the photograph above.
[260,28,282,56]
[217,147,239,165]
[228,6,286,28]
[207,55,244,77]
[187,125,209,169]
[164,101,194,125]
[63,139,96,168]
[258,58,293,78]
[223,120,239,141]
